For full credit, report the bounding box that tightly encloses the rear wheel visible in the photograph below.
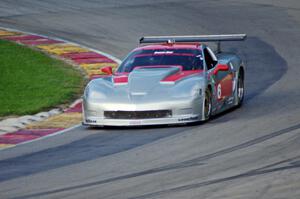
[203,89,212,121]
[237,70,244,106]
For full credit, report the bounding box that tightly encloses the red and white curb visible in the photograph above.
[0,27,121,150]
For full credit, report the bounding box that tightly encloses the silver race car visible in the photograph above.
[83,34,246,126]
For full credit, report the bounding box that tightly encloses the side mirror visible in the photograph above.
[213,64,229,75]
[101,66,113,75]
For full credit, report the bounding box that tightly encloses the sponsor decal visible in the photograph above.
[154,51,174,54]
[178,116,199,121]
[86,119,97,123]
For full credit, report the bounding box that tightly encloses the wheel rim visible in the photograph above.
[204,91,211,119]
[238,75,244,101]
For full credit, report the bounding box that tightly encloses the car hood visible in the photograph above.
[86,67,205,103]
[128,67,180,94]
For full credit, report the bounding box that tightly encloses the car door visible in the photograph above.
[204,47,233,102]
[216,63,234,99]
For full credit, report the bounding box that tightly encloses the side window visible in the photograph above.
[204,47,217,70]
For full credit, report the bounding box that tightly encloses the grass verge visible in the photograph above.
[0,39,84,117]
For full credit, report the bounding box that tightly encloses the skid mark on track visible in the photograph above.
[130,156,300,199]
[14,123,300,199]
[0,125,192,183]
[227,36,287,101]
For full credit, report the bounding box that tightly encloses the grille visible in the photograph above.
[104,110,172,119]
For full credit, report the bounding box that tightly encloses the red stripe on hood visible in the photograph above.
[161,70,203,82]
[113,75,128,84]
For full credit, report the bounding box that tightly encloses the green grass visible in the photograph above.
[0,39,84,117]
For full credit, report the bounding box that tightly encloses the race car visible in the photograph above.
[82,34,246,126]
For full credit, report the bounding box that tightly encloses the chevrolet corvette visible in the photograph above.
[83,34,246,126]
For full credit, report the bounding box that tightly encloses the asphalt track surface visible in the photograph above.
[0,0,300,198]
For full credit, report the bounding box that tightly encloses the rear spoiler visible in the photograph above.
[139,34,247,53]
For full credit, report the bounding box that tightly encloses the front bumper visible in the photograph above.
[82,97,203,126]
[82,114,201,126]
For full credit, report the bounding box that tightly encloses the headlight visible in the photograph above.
[90,91,106,99]
[84,86,106,99]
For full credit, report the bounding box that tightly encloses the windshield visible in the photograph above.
[117,48,203,73]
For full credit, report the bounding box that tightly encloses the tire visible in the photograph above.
[203,88,212,121]
[236,70,244,107]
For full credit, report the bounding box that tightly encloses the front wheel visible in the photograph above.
[203,89,212,121]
